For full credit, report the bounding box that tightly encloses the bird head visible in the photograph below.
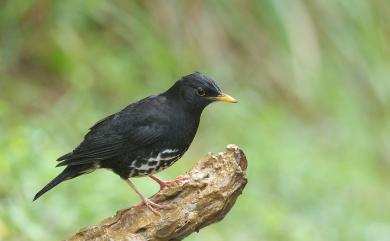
[165,72,238,111]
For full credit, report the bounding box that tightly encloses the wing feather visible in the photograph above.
[56,96,168,167]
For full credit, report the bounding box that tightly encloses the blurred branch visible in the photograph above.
[66,145,247,241]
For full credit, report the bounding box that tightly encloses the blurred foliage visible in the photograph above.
[1,0,390,240]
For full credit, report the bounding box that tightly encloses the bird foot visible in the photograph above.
[136,199,173,215]
[150,175,189,191]
[159,176,189,190]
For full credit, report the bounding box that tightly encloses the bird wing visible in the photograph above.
[56,98,169,167]
[56,114,125,166]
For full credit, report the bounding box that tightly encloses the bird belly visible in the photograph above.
[128,149,184,177]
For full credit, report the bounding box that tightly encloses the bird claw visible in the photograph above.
[158,175,189,191]
[136,199,174,215]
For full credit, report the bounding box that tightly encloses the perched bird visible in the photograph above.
[34,72,237,213]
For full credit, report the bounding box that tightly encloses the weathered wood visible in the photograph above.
[67,145,247,241]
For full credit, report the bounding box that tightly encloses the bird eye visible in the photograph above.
[196,87,205,96]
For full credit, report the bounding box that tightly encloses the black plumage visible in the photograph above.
[34,72,237,213]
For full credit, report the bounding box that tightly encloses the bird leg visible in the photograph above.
[123,178,171,215]
[149,175,189,191]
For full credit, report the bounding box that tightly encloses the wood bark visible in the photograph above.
[67,144,247,241]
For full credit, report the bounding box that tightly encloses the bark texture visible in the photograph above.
[67,144,247,241]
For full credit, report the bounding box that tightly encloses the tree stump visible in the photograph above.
[67,144,247,241]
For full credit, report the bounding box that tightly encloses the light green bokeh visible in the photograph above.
[1,1,389,240]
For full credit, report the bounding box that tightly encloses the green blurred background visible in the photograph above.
[1,0,390,240]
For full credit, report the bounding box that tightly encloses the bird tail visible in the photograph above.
[33,164,93,201]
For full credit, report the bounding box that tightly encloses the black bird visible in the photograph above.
[34,72,237,213]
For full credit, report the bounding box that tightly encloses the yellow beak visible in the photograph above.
[211,93,238,103]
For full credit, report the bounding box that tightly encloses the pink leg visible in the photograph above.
[123,178,171,215]
[149,175,189,191]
